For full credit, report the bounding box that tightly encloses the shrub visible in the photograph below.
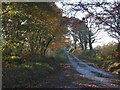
[95,43,117,60]
[3,60,58,88]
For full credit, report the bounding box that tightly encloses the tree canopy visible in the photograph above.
[2,2,69,67]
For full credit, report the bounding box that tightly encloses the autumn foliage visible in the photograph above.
[2,2,68,67]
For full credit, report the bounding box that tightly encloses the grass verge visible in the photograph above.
[3,51,68,88]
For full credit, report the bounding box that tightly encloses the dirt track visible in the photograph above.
[26,49,120,88]
[30,63,120,88]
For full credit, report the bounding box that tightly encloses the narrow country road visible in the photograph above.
[64,48,120,88]
[29,48,120,88]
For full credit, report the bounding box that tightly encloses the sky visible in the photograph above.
[55,0,118,48]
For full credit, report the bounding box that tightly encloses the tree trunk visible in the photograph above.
[84,41,87,50]
[40,47,44,55]
[116,42,120,61]
[81,43,84,50]
[79,33,84,50]
[40,40,46,55]
[89,40,93,50]
[43,37,53,55]
[30,42,35,55]
[88,33,94,50]
[74,40,77,49]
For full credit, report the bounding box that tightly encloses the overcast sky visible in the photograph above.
[55,0,118,47]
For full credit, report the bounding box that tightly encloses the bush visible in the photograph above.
[78,43,120,75]
[2,50,67,88]
[3,59,58,88]
[79,50,97,59]
[2,47,68,88]
[79,43,117,63]
[95,43,117,60]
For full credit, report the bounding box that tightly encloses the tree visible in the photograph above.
[83,14,100,50]
[60,1,120,59]
[2,2,67,59]
[62,17,89,50]
[94,2,120,42]
[94,1,120,60]
[62,16,98,51]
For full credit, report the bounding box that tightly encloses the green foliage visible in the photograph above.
[2,56,62,88]
[2,2,67,67]
[55,48,68,62]
[2,47,68,88]
[2,39,24,56]
[79,43,117,62]
[79,50,99,62]
[3,62,52,87]
[10,56,21,61]
[2,2,68,88]
[79,43,120,75]
[95,43,117,60]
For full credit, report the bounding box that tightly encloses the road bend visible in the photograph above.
[64,48,120,88]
